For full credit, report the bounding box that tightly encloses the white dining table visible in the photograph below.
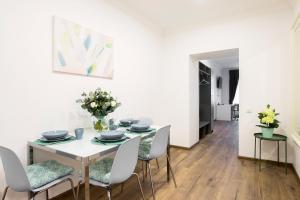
[27,125,171,200]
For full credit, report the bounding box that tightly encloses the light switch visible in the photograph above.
[246,109,252,113]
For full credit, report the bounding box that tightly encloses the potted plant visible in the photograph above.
[77,88,121,131]
[257,104,279,138]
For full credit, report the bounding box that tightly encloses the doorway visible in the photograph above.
[190,48,239,141]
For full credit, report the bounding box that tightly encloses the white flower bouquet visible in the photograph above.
[77,88,121,131]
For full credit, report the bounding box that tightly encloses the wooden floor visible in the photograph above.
[54,121,300,200]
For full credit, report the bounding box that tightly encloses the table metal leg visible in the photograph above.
[27,145,34,200]
[46,189,49,200]
[2,186,9,200]
[277,141,280,165]
[285,140,287,175]
[259,139,262,171]
[167,136,170,182]
[106,187,112,200]
[142,161,145,182]
[145,161,148,179]
[82,158,90,200]
[27,146,34,165]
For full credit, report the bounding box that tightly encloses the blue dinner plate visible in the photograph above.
[120,119,139,126]
[95,135,127,142]
[131,124,150,131]
[39,135,72,142]
[42,130,68,139]
[120,118,133,123]
[100,130,124,140]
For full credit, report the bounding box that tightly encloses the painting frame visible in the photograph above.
[52,16,114,79]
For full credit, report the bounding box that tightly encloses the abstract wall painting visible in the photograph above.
[53,17,113,78]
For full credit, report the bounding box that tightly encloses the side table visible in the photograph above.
[254,133,287,174]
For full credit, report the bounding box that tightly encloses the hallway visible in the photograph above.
[55,121,300,200]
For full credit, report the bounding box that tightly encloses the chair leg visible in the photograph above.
[166,155,177,188]
[156,158,160,169]
[31,192,36,200]
[147,162,156,200]
[107,188,112,200]
[133,173,145,200]
[1,186,9,200]
[46,189,49,200]
[67,178,77,200]
[141,161,145,182]
[145,162,148,178]
[120,183,124,193]
[140,160,144,173]
[76,181,82,200]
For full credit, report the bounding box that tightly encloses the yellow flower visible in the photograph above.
[262,116,274,124]
[258,105,279,128]
[263,108,275,118]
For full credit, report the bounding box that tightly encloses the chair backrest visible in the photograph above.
[0,146,31,192]
[109,136,141,185]
[149,125,171,159]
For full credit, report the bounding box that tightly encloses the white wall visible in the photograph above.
[292,7,300,135]
[291,4,300,179]
[0,0,163,199]
[291,0,300,15]
[188,57,200,144]
[162,4,295,166]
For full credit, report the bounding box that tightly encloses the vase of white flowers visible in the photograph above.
[77,88,121,131]
[257,104,280,138]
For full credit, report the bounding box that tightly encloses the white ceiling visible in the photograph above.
[108,0,294,29]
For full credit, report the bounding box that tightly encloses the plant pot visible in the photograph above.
[261,127,274,138]
[94,116,108,132]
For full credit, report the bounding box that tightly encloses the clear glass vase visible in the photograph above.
[94,116,108,132]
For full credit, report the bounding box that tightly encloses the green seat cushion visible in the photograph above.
[89,158,113,184]
[26,160,74,189]
[142,138,153,144]
[138,141,152,159]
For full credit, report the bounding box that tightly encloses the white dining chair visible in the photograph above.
[0,146,77,200]
[137,117,160,170]
[77,136,145,200]
[138,125,177,200]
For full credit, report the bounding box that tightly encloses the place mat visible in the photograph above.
[125,128,156,140]
[33,136,76,146]
[91,138,129,146]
